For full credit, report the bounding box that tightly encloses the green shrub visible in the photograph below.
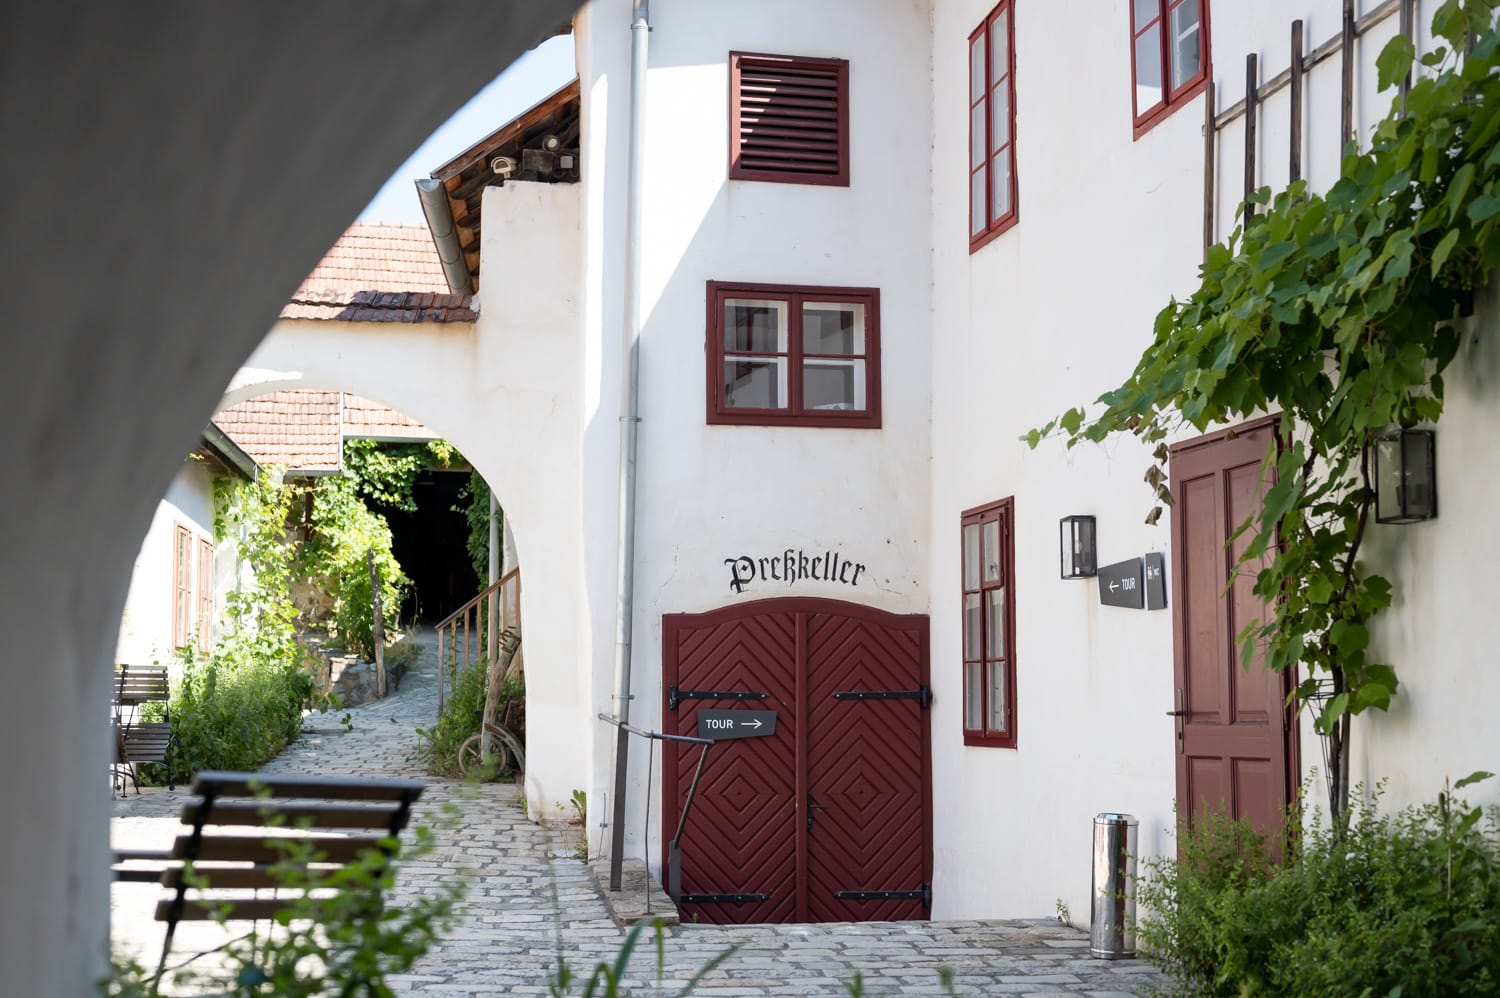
[415,660,523,776]
[160,646,322,784]
[1137,775,1500,996]
[300,475,406,660]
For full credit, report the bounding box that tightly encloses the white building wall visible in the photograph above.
[116,458,217,666]
[578,0,936,872]
[929,0,1500,926]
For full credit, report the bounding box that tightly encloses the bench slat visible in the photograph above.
[155,897,382,923]
[178,799,407,831]
[171,833,393,865]
[191,771,425,802]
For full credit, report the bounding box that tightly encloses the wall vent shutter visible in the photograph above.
[730,53,849,187]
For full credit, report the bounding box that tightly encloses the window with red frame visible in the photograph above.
[969,1,1018,251]
[1130,0,1210,136]
[962,498,1015,747]
[707,281,880,428]
[196,536,214,653]
[172,523,193,650]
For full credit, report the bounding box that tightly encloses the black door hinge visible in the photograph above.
[832,684,929,709]
[668,685,769,710]
[834,882,931,907]
[678,893,769,904]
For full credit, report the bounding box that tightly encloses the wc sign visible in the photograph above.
[697,709,779,741]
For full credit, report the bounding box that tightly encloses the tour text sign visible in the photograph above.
[697,709,779,741]
[1097,557,1145,609]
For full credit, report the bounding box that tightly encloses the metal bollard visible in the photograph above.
[1090,812,1138,959]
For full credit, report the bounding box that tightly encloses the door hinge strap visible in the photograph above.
[833,882,931,906]
[667,686,769,710]
[678,893,769,904]
[832,684,930,709]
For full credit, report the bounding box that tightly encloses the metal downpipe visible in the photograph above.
[608,0,650,892]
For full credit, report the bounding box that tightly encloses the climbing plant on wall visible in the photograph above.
[1028,0,1500,822]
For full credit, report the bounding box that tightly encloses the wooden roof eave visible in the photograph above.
[431,77,581,183]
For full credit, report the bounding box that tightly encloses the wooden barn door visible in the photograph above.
[663,598,931,924]
[1169,418,1296,840]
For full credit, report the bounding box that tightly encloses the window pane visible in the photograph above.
[982,521,1001,583]
[724,299,787,353]
[990,10,1008,80]
[970,102,986,169]
[991,151,1012,221]
[970,35,985,102]
[804,359,865,411]
[964,594,982,660]
[986,587,1006,658]
[987,660,1008,732]
[802,303,863,355]
[971,167,987,235]
[1133,0,1159,32]
[724,358,786,408]
[964,661,983,730]
[1135,23,1163,113]
[990,82,1010,153]
[1170,1,1201,90]
[963,523,980,590]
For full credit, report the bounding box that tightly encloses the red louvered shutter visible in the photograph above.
[730,52,849,187]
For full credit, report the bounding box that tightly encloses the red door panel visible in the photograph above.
[1170,419,1295,841]
[664,610,797,924]
[805,611,929,922]
[663,599,931,925]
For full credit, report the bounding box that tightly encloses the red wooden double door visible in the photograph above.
[663,598,931,924]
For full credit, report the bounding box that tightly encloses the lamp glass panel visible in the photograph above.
[1375,434,1403,519]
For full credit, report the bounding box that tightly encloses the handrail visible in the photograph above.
[597,713,713,905]
[436,567,521,712]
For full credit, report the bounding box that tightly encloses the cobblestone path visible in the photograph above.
[111,632,1168,995]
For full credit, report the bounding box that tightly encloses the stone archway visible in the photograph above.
[0,5,582,992]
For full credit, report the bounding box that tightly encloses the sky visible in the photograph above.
[358,35,577,224]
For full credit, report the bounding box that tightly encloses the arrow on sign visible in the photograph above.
[1109,580,1119,592]
[744,718,763,729]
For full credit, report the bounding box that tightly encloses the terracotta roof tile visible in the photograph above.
[281,222,476,324]
[213,390,342,471]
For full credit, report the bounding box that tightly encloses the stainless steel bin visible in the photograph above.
[1090,812,1138,959]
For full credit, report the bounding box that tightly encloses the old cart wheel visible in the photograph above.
[457,733,509,779]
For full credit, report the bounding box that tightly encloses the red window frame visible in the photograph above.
[1129,0,1211,139]
[961,498,1016,748]
[172,523,193,650]
[969,1,1019,253]
[196,536,214,653]
[706,281,881,428]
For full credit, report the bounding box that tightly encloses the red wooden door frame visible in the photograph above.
[1169,416,1299,837]
[662,597,932,924]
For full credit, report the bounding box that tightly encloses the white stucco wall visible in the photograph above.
[929,0,1500,926]
[577,0,936,874]
[116,458,217,665]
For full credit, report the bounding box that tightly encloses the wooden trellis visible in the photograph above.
[1203,0,1415,258]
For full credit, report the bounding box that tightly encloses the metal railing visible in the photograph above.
[435,567,521,712]
[597,714,714,900]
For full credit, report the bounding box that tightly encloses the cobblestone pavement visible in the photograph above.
[111,632,1168,995]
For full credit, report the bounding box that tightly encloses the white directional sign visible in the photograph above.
[697,708,779,740]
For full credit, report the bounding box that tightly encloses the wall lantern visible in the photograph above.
[1374,428,1437,524]
[1060,515,1097,579]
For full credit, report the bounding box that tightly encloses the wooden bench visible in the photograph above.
[112,770,426,977]
[112,664,176,795]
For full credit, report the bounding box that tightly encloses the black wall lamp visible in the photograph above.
[1374,428,1437,524]
[1060,515,1097,579]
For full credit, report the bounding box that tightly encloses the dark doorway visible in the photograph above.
[374,470,478,624]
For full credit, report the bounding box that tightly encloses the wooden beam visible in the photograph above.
[1203,80,1217,259]
[1290,20,1304,185]
[1244,53,1259,218]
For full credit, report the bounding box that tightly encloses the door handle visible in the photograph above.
[806,792,827,830]
[1168,687,1185,753]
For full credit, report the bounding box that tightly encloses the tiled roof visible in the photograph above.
[279,222,476,323]
[214,392,439,472]
[213,391,343,472]
[343,394,433,440]
[296,222,450,294]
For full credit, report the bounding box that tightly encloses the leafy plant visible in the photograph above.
[1136,774,1500,996]
[545,918,737,998]
[1028,0,1500,821]
[415,659,524,777]
[456,470,498,589]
